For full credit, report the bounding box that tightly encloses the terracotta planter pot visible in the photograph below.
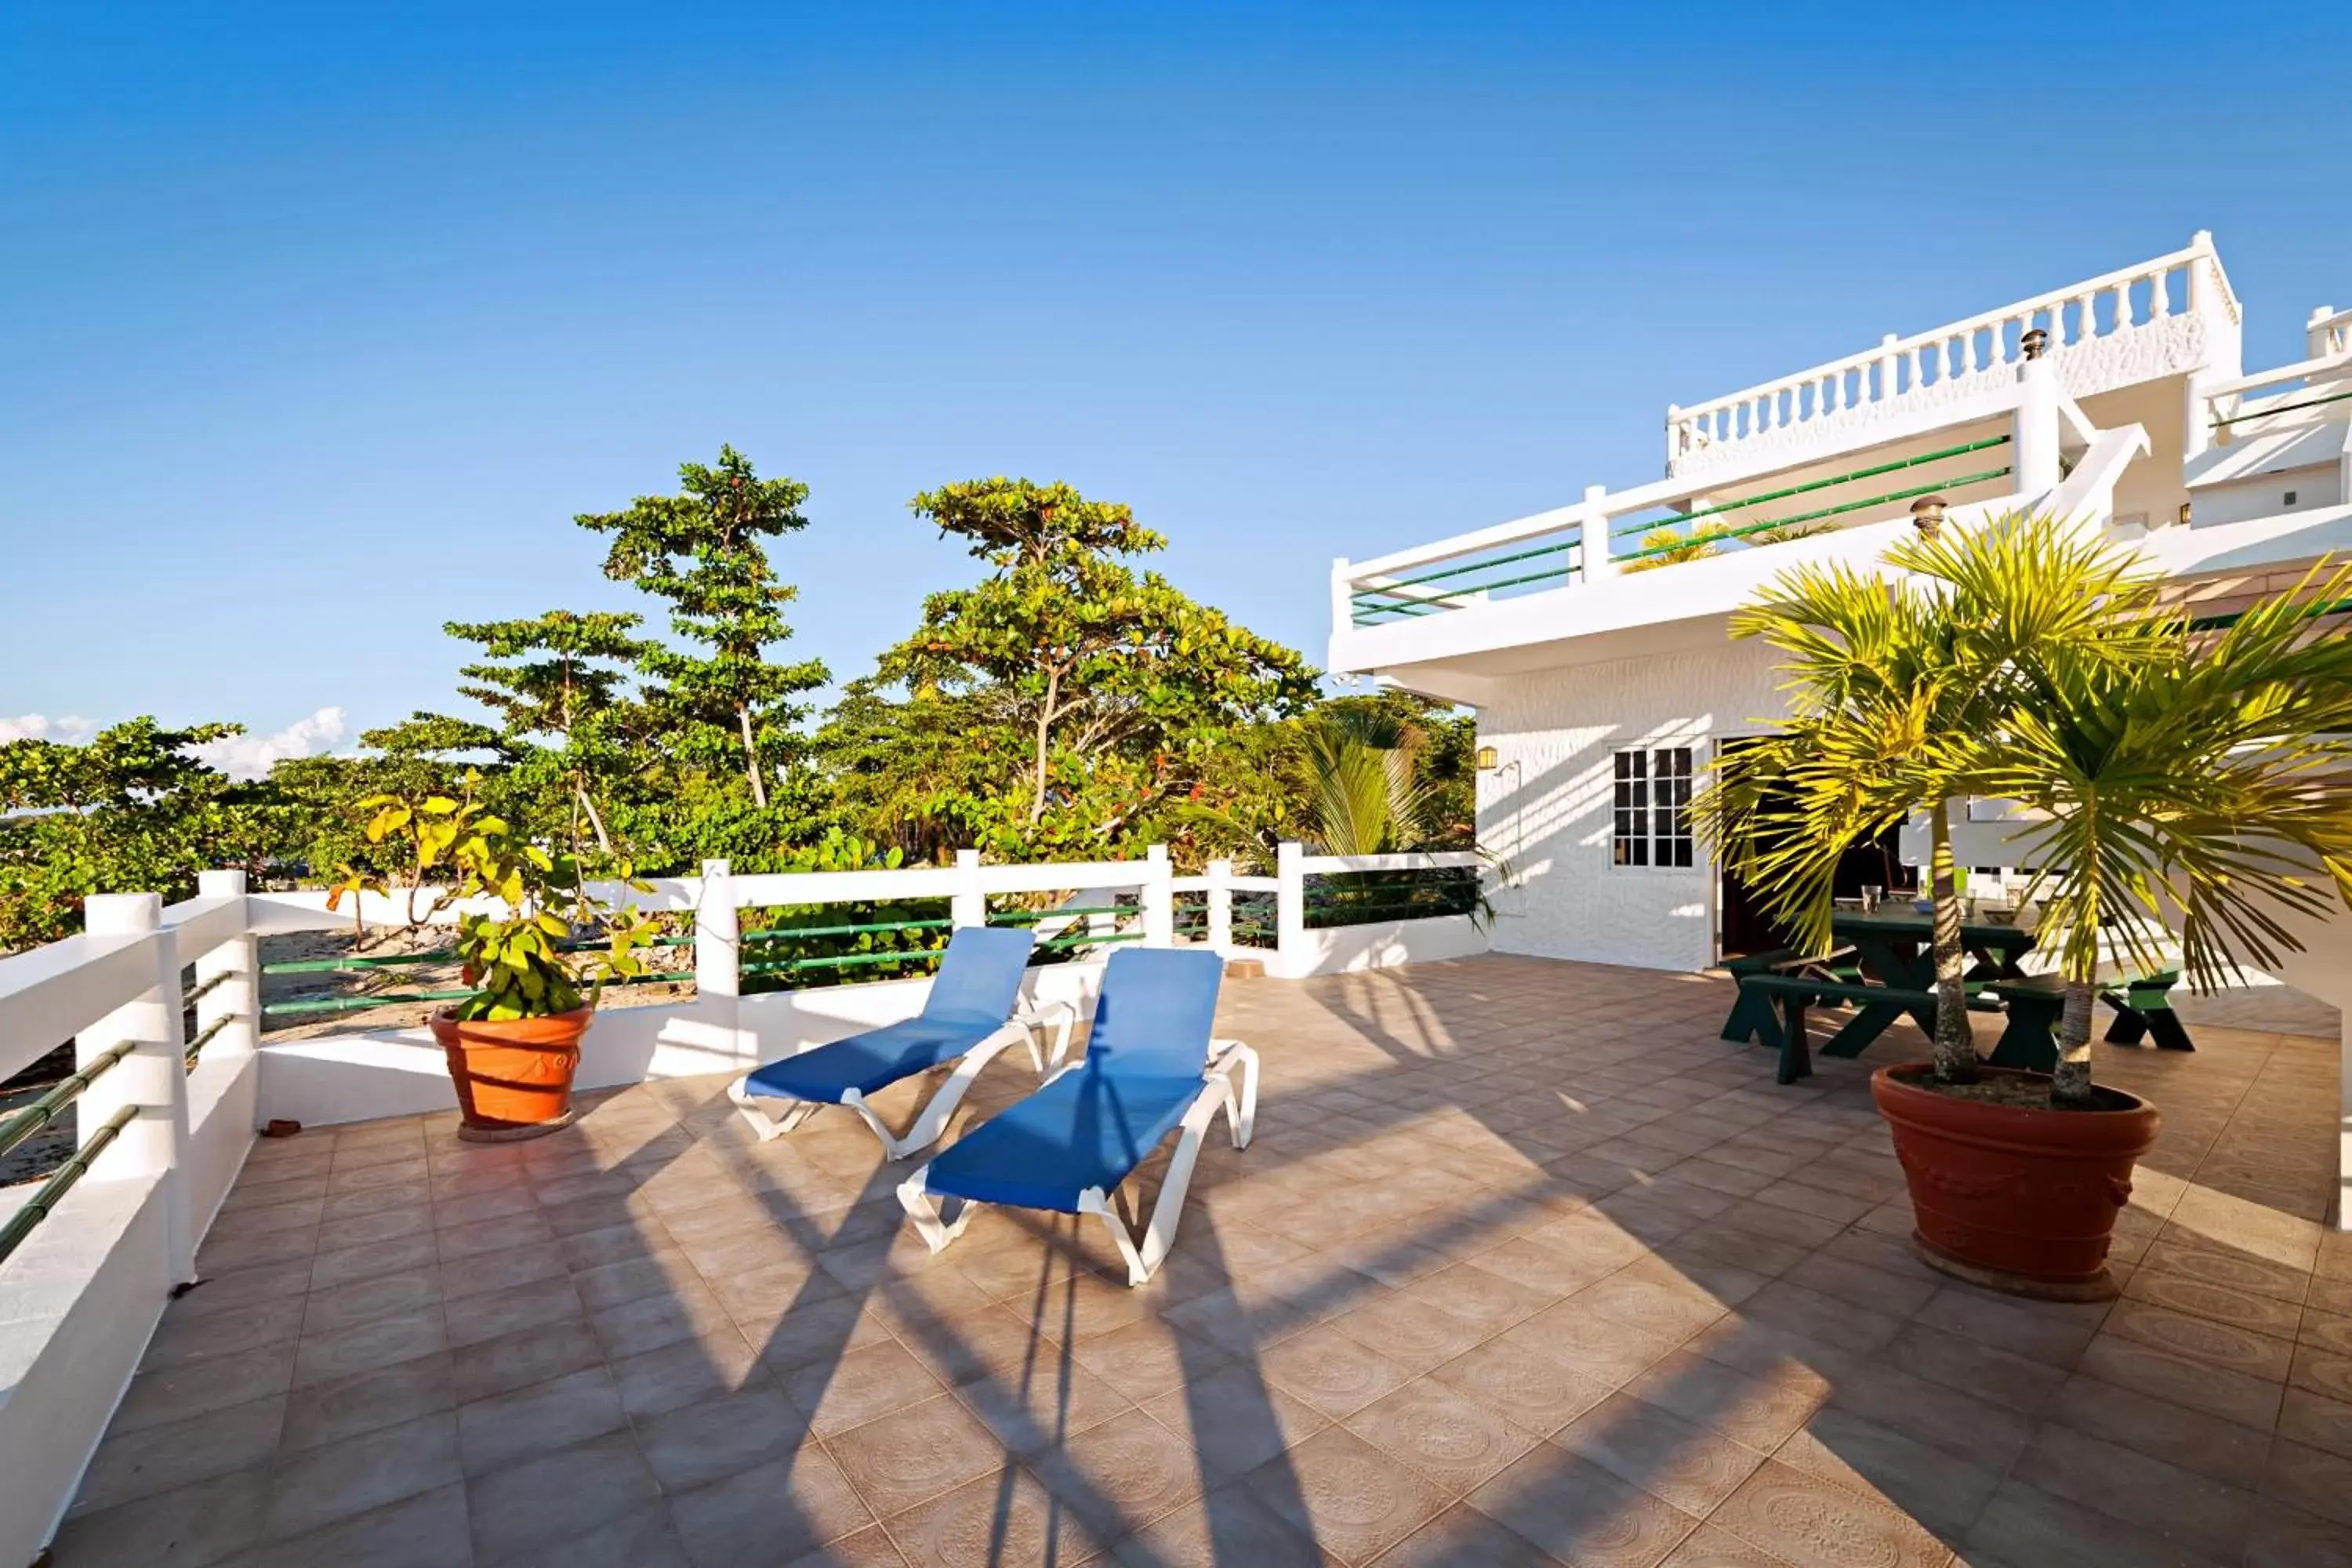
[430,1007,592,1142]
[1871,1062,2159,1301]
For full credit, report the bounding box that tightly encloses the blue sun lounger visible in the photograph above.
[897,947,1258,1286]
[726,925,1072,1160]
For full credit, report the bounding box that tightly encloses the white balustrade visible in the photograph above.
[1666,235,2240,470]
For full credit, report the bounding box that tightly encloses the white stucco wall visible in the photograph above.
[1474,639,1786,971]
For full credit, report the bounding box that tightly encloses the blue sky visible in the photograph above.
[4,2,2347,768]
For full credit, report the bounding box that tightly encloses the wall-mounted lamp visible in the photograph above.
[1909,495,1947,540]
[2020,326,2049,361]
[1475,745,1501,771]
[2177,501,2192,528]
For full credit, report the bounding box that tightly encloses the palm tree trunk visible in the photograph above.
[2053,978,2096,1106]
[1928,803,1977,1082]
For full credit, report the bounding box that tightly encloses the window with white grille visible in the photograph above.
[1612,746,1694,868]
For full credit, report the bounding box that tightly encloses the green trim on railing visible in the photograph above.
[1620,468,2013,561]
[2212,387,2352,428]
[1351,539,1580,604]
[988,906,1127,924]
[183,1015,232,1064]
[742,917,953,942]
[1037,931,1144,953]
[263,952,453,974]
[183,970,232,1005]
[0,1040,135,1161]
[1609,435,2013,541]
[2187,596,2352,631]
[0,1103,138,1265]
[264,989,476,1016]
[1353,558,1581,623]
[743,949,946,976]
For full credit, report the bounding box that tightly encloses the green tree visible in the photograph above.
[437,610,651,863]
[879,477,1316,854]
[0,719,263,948]
[579,446,829,809]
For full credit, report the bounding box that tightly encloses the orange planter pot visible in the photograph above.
[430,1007,592,1142]
[1872,1063,2159,1301]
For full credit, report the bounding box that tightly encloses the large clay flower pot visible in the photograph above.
[430,1007,592,1142]
[1871,1062,2159,1301]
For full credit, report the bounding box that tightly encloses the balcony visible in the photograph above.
[25,954,2352,1565]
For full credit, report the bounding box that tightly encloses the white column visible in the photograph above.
[1579,485,1615,584]
[79,892,194,1283]
[191,869,258,1063]
[694,858,739,1037]
[1206,859,1234,955]
[1275,841,1307,978]
[1142,845,1174,948]
[2014,347,2061,499]
[1330,557,1355,638]
[951,848,985,928]
[2182,371,2214,463]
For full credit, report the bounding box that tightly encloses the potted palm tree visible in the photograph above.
[336,779,656,1140]
[1700,514,2352,1298]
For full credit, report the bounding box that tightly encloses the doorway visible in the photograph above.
[1714,737,1917,960]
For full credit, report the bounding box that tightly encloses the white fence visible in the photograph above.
[0,844,1484,1561]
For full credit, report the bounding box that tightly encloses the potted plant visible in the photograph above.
[336,778,656,1140]
[1700,514,2352,1298]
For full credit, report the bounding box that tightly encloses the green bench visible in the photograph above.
[2103,970,2192,1052]
[1983,973,2067,1072]
[1733,971,1944,1086]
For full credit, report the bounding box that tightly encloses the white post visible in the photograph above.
[694,858,739,1038]
[2182,370,2214,463]
[1578,485,1614,584]
[951,848,985,928]
[1664,404,1683,466]
[1142,845,1174,948]
[1276,841,1307,978]
[1330,557,1355,637]
[2014,336,2061,499]
[191,869,258,1064]
[1206,859,1234,955]
[79,893,194,1283]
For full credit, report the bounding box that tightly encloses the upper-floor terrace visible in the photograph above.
[1330,233,2352,705]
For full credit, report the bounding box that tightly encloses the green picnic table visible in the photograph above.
[1831,909,2038,993]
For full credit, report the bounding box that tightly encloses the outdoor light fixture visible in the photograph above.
[1475,745,1500,771]
[1910,496,1947,539]
[2020,326,2049,360]
[2178,501,2193,528]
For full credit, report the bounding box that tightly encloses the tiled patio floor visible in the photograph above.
[50,955,2352,1566]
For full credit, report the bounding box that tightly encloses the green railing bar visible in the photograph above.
[0,1104,138,1266]
[743,949,946,975]
[2187,596,2352,631]
[0,1040,135,1162]
[263,989,475,1016]
[183,1015,231,1065]
[1610,434,2014,541]
[1353,560,1577,622]
[1621,468,2013,561]
[742,917,953,942]
[183,970,232,1005]
[1354,598,1445,623]
[988,906,1127,924]
[264,952,455,974]
[1350,538,1581,603]
[1037,931,1145,952]
[263,934,648,975]
[607,971,695,986]
[2212,387,2352,427]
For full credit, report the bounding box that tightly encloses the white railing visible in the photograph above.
[2311,305,2352,361]
[2201,310,2352,447]
[0,844,1487,1559]
[1665,234,2239,474]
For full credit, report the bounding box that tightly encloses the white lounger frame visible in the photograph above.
[726,1000,1077,1162]
[897,1037,1260,1287]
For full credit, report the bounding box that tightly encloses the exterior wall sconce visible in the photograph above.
[2177,501,2192,528]
[1475,745,1501,771]
[1910,496,1947,540]
[2020,327,2049,361]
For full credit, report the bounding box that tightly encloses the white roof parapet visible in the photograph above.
[1665,234,2241,481]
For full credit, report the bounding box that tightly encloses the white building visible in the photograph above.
[1327,233,2352,995]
